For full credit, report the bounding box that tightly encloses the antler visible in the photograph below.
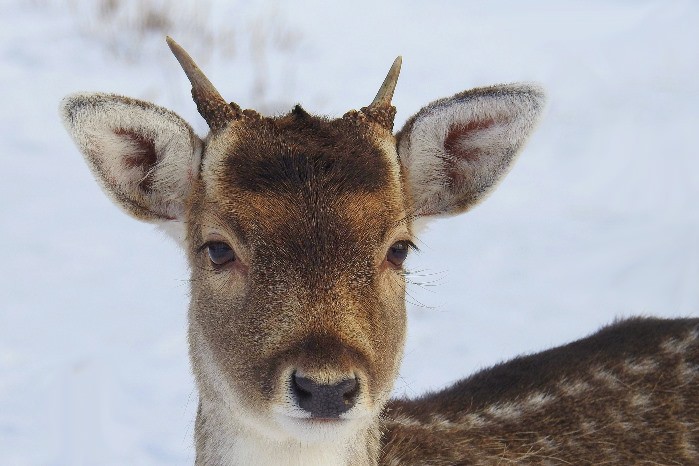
[166,36,240,131]
[358,56,402,131]
[369,56,402,109]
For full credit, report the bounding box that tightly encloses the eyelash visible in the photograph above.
[404,240,419,252]
[386,240,418,268]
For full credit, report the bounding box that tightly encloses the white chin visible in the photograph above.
[274,414,363,443]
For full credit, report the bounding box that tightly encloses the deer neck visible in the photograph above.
[194,397,380,466]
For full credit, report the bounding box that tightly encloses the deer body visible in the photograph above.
[383,317,699,465]
[61,37,698,465]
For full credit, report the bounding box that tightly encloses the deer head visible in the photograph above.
[60,37,544,460]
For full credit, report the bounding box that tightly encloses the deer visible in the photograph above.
[60,37,699,465]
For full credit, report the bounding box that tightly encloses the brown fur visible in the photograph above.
[382,317,699,465]
[185,111,409,431]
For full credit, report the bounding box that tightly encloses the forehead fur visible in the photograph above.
[195,108,406,263]
[214,108,396,195]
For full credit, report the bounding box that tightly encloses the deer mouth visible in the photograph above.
[273,410,366,443]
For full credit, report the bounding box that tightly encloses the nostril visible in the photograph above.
[339,377,358,403]
[291,372,360,418]
[291,372,312,399]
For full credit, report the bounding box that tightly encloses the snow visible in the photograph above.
[1,0,698,463]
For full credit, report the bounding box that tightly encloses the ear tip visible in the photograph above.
[59,92,91,123]
[60,92,81,106]
[61,91,98,103]
[513,84,547,127]
[520,83,547,103]
[59,92,112,120]
[59,96,73,126]
[502,83,547,114]
[499,82,545,98]
[528,83,546,101]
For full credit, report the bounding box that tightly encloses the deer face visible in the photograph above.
[61,38,544,445]
[187,113,409,441]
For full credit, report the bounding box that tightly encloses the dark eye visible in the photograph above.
[206,242,236,266]
[387,240,414,267]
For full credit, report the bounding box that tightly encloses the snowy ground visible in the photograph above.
[1,0,698,464]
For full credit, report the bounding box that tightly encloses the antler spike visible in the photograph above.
[369,56,402,108]
[166,36,239,131]
[357,56,402,131]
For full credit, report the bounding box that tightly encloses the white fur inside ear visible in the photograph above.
[398,84,545,217]
[61,93,203,222]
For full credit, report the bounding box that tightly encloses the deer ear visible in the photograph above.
[61,93,203,223]
[396,84,545,218]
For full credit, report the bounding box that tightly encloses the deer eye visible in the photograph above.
[386,240,415,268]
[206,242,236,266]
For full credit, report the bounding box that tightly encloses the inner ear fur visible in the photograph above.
[396,84,545,218]
[60,93,203,222]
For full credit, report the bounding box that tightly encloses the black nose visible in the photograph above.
[291,373,359,418]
